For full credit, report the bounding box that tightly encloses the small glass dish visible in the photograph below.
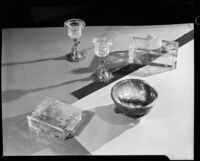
[27,97,82,140]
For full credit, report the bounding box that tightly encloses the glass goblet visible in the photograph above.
[92,37,114,83]
[64,19,85,62]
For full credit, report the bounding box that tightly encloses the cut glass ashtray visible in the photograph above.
[27,97,82,140]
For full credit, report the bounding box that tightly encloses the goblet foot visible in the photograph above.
[92,69,114,83]
[66,51,85,62]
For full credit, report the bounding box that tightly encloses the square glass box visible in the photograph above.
[128,36,179,69]
[27,97,82,140]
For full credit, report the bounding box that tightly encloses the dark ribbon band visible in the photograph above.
[72,30,194,100]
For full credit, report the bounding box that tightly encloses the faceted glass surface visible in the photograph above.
[27,97,82,140]
[93,37,113,57]
[64,19,85,39]
[129,36,179,69]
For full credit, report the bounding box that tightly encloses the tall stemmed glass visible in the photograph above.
[64,19,85,62]
[92,37,114,82]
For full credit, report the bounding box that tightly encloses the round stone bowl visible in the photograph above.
[111,79,158,118]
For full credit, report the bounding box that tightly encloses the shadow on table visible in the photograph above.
[70,50,129,74]
[2,77,92,104]
[76,104,141,153]
[2,103,142,155]
[70,55,99,74]
[3,111,94,155]
[73,110,95,137]
[2,55,68,66]
[94,104,142,125]
[2,46,93,67]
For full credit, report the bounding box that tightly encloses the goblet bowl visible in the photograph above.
[111,79,158,118]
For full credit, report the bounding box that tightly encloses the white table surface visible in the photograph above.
[2,24,194,159]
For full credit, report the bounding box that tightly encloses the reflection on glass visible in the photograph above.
[129,34,179,69]
[92,37,114,83]
[64,19,85,62]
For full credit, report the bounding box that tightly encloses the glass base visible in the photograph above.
[66,51,85,62]
[92,69,114,83]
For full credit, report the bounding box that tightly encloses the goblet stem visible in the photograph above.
[66,38,84,62]
[97,57,107,73]
[101,57,106,69]
[72,39,80,56]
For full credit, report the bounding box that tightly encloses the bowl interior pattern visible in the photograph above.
[111,79,158,116]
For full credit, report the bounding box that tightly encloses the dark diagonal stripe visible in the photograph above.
[175,29,194,46]
[72,29,194,99]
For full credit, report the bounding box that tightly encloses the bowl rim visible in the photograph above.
[111,78,158,108]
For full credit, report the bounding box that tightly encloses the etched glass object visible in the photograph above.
[64,19,85,62]
[128,34,179,69]
[92,37,114,83]
[27,97,82,140]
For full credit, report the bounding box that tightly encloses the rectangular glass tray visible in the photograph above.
[129,37,179,69]
[27,97,82,140]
